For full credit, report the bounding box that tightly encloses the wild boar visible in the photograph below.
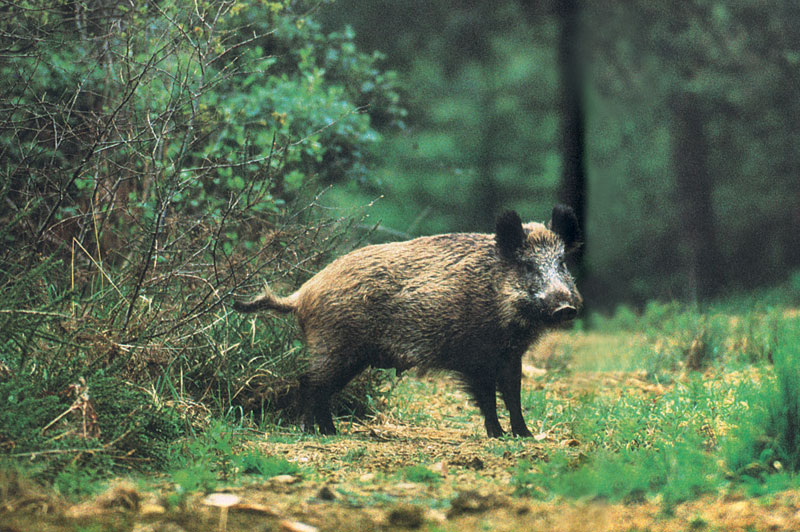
[233,205,582,437]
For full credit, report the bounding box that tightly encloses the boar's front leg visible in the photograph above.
[464,373,505,438]
[497,355,533,437]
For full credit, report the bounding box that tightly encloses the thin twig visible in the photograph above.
[9,448,106,458]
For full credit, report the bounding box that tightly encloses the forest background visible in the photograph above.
[2,0,800,497]
[322,0,800,308]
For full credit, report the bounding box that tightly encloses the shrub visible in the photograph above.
[0,0,400,479]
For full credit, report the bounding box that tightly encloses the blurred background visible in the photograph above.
[320,1,800,309]
[2,0,799,320]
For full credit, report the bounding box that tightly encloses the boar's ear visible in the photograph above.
[549,204,581,253]
[495,210,526,257]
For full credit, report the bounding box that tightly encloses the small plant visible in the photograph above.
[165,421,243,505]
[54,463,104,502]
[343,446,368,463]
[401,464,441,485]
[171,465,219,499]
[510,458,548,498]
[236,449,300,479]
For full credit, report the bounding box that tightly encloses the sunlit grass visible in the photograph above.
[513,304,800,509]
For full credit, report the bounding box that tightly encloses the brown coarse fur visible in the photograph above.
[234,206,582,438]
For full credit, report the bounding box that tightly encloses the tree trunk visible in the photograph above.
[670,92,725,301]
[473,87,501,232]
[520,0,587,271]
[555,0,587,273]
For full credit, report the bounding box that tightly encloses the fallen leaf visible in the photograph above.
[271,474,300,485]
[279,520,318,532]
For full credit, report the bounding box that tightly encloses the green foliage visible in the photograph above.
[165,424,303,507]
[512,440,718,511]
[169,464,219,505]
[0,372,183,480]
[236,449,301,479]
[197,10,403,190]
[582,2,800,304]
[511,442,721,510]
[168,421,241,485]
[0,0,397,481]
[323,2,560,236]
[54,463,105,502]
[166,421,238,503]
[401,464,441,485]
[723,320,800,479]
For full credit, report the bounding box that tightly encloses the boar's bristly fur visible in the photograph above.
[233,205,582,438]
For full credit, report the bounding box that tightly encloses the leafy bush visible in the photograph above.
[0,0,400,479]
[0,372,184,479]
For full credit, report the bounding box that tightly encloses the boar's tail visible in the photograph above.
[232,284,298,314]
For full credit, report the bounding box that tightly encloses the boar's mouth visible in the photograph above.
[550,303,578,323]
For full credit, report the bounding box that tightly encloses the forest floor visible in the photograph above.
[3,331,800,532]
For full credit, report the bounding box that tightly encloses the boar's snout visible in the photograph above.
[540,287,581,324]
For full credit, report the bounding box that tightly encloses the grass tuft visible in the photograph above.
[723,319,800,481]
[237,450,301,479]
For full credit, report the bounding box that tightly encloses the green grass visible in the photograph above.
[513,437,719,511]
[510,303,800,509]
[588,301,788,374]
[722,319,800,480]
[389,378,442,427]
[401,464,442,485]
[513,374,730,510]
[237,450,301,479]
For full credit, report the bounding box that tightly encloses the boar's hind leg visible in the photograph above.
[497,355,532,437]
[463,373,505,438]
[300,378,336,435]
[301,355,366,435]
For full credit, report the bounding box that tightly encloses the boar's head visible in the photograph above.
[495,205,583,326]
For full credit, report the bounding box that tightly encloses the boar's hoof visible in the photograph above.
[485,424,506,439]
[551,304,578,322]
[513,427,533,438]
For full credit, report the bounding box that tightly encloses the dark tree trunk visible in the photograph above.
[555,0,587,270]
[520,0,587,272]
[670,92,725,301]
